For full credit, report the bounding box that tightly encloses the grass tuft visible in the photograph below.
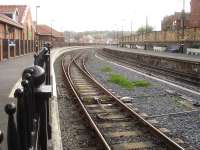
[108,73,150,90]
[101,66,112,73]
[132,80,151,87]
[108,74,134,90]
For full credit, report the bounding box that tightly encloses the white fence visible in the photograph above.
[187,48,200,55]
[153,46,166,52]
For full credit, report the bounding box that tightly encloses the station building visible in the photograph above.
[0,5,35,60]
[37,24,64,46]
[0,14,23,60]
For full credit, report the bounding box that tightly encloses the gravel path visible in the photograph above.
[85,50,200,149]
[54,53,98,150]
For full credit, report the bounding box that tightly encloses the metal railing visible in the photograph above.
[2,43,52,150]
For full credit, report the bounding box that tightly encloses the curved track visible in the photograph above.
[61,52,185,150]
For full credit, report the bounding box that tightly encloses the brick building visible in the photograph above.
[0,5,35,60]
[161,12,190,31]
[161,0,200,31]
[0,14,23,60]
[37,24,64,45]
[189,0,200,28]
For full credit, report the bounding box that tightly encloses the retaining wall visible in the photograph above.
[102,48,200,80]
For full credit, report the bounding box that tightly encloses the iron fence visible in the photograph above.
[1,44,51,150]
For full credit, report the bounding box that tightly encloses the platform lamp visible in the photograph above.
[35,5,40,52]
[121,19,125,47]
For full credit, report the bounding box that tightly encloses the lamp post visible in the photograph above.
[145,16,148,33]
[145,16,148,50]
[35,6,40,34]
[51,20,54,46]
[35,5,40,52]
[181,0,185,40]
[113,24,117,46]
[131,20,133,35]
[130,20,133,48]
[179,0,186,53]
[116,27,119,47]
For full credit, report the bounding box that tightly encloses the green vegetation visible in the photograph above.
[100,66,112,73]
[108,73,150,90]
[108,74,134,90]
[100,66,150,90]
[172,96,185,108]
[132,80,151,87]
[136,25,153,34]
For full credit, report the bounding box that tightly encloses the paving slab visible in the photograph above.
[0,54,33,149]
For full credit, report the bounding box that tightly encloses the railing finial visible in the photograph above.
[5,103,20,150]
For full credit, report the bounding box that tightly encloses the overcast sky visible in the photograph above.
[1,0,191,32]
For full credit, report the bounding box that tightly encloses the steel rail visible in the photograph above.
[75,54,185,150]
[61,56,111,150]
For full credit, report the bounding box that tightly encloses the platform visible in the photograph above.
[105,46,200,63]
[0,54,33,148]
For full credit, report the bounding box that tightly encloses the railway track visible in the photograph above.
[61,53,185,150]
[98,50,200,87]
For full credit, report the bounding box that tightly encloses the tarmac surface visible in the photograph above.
[105,46,200,63]
[0,54,33,149]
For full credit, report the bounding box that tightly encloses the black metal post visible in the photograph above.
[0,130,3,149]
[5,45,52,150]
[5,103,20,150]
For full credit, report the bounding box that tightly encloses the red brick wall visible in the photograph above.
[189,0,200,27]
[22,8,34,40]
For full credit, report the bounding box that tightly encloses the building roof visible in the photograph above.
[0,14,23,28]
[0,5,27,23]
[37,24,64,37]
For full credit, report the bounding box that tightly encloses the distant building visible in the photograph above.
[161,12,190,31]
[37,24,64,44]
[161,0,200,31]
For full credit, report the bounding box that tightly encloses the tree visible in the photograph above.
[136,25,153,34]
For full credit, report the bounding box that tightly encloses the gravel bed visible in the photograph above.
[99,50,200,94]
[54,54,98,150]
[155,111,200,150]
[86,51,198,116]
[85,50,200,149]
